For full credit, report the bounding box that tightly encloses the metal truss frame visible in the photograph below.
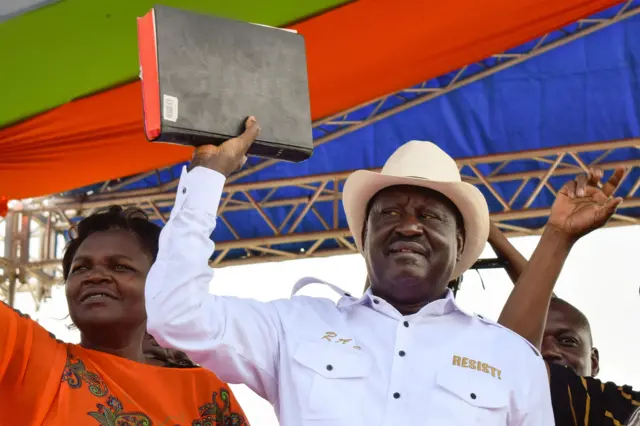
[1,0,639,304]
[2,139,639,304]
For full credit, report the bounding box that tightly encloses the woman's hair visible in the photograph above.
[62,206,162,280]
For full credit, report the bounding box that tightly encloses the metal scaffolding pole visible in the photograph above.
[2,213,18,306]
[0,211,61,306]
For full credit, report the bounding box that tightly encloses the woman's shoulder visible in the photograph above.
[1,299,68,352]
[158,362,233,388]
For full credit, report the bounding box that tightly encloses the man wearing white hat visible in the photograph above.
[146,118,554,425]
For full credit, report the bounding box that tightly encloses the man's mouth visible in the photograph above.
[545,358,574,372]
[387,241,427,256]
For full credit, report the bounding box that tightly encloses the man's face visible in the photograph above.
[363,185,464,308]
[542,300,599,377]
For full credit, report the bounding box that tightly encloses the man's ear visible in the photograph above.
[361,224,367,248]
[591,347,600,377]
[456,228,465,262]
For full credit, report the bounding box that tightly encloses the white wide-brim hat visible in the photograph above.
[343,141,490,280]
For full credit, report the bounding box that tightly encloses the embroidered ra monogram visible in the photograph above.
[321,331,361,350]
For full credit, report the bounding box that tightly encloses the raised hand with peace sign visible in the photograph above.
[497,166,626,355]
[547,166,625,243]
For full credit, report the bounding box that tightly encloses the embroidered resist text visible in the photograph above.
[452,355,502,380]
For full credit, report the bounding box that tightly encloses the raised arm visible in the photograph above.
[0,301,67,425]
[498,167,624,349]
[145,118,284,402]
[487,221,528,284]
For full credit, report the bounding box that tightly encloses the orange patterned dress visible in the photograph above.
[0,301,249,426]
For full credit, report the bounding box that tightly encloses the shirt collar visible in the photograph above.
[291,277,474,319]
[290,276,356,299]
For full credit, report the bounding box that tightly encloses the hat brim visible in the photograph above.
[342,170,489,279]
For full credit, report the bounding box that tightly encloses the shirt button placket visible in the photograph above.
[385,318,411,421]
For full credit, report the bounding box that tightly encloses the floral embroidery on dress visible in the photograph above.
[61,350,248,425]
[87,396,152,426]
[193,388,247,426]
[61,351,151,425]
[62,353,109,397]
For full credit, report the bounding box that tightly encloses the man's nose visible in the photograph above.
[541,339,563,362]
[395,215,423,236]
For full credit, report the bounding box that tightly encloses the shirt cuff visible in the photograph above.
[174,166,226,215]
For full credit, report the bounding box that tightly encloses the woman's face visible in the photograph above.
[65,229,152,333]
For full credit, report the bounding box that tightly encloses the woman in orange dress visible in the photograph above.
[0,206,248,426]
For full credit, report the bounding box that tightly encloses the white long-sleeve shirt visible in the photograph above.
[146,166,555,426]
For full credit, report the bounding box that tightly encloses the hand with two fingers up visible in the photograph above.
[548,166,625,244]
[189,116,261,177]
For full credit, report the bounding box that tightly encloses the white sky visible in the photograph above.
[14,225,640,425]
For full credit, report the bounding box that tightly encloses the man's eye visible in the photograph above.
[381,209,400,216]
[419,212,440,220]
[559,337,579,347]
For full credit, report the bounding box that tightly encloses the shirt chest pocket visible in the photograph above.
[293,342,372,422]
[426,368,510,425]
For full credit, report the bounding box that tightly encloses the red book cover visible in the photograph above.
[137,10,161,141]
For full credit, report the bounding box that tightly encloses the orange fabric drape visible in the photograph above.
[0,83,192,200]
[0,0,624,200]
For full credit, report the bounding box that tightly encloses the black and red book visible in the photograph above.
[137,5,314,162]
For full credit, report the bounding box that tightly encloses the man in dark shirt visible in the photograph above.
[487,165,639,425]
[543,298,640,425]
